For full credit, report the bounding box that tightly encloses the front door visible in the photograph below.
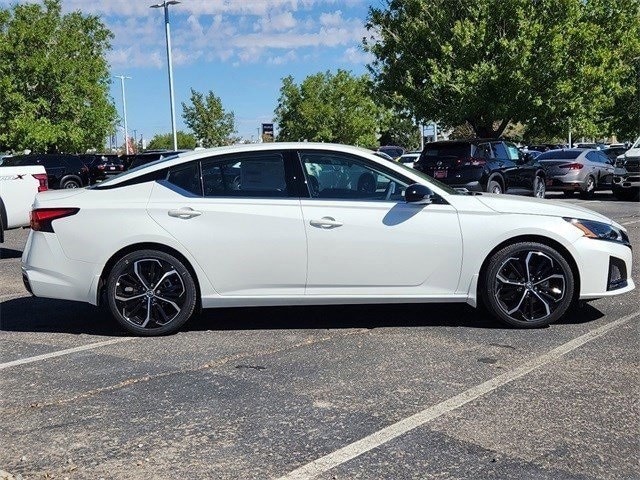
[147,151,307,296]
[296,150,463,296]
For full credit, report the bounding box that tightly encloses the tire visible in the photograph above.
[532,176,546,198]
[579,176,595,199]
[61,178,81,189]
[612,187,640,202]
[481,242,575,328]
[106,249,197,336]
[487,178,503,194]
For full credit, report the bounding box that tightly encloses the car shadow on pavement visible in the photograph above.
[0,296,605,335]
[0,248,23,259]
[0,297,121,336]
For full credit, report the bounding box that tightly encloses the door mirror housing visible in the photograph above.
[405,183,434,204]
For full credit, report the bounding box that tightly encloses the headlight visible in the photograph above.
[564,218,630,247]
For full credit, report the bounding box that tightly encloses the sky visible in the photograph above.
[1,0,379,145]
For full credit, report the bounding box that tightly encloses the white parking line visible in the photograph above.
[278,312,639,480]
[621,219,640,226]
[0,338,134,370]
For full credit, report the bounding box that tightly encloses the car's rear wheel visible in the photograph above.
[532,176,546,198]
[487,178,503,194]
[107,250,197,336]
[62,178,81,189]
[481,242,575,328]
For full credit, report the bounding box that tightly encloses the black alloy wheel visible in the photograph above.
[107,250,197,335]
[482,242,575,328]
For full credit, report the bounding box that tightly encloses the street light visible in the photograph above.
[150,0,180,151]
[114,75,132,155]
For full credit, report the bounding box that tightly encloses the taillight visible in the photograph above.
[81,165,89,173]
[97,164,105,170]
[559,163,584,170]
[32,173,48,192]
[30,208,79,233]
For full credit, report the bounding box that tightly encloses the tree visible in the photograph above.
[181,89,236,147]
[275,70,381,148]
[0,0,117,152]
[378,111,421,150]
[365,0,640,139]
[147,131,197,150]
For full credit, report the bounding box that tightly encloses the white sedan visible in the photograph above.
[22,143,634,335]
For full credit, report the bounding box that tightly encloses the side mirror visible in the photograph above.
[405,183,434,204]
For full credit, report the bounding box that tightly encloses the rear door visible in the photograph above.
[147,151,308,296]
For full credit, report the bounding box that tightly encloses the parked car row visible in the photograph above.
[0,150,185,189]
[376,139,637,201]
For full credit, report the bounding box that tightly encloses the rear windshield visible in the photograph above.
[421,144,470,159]
[537,150,581,160]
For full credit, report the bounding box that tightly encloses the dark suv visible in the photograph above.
[414,139,547,197]
[79,154,124,184]
[3,154,90,189]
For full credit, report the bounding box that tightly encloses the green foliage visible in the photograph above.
[0,0,117,152]
[365,0,640,139]
[275,70,381,148]
[147,131,197,150]
[378,112,421,150]
[181,89,236,147]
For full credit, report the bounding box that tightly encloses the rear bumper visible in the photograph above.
[21,231,101,305]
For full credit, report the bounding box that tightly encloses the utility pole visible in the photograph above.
[114,75,132,154]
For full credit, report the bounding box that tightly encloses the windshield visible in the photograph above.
[632,137,640,149]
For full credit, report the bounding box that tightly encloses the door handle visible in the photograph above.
[310,217,343,229]
[168,207,202,219]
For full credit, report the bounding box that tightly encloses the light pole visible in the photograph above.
[150,0,180,151]
[114,75,131,154]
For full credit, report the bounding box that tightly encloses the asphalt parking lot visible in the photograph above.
[1,192,638,480]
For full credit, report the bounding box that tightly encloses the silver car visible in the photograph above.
[537,148,615,198]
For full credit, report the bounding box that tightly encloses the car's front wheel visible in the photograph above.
[106,250,197,336]
[481,242,575,328]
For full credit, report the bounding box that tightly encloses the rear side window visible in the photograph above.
[201,152,288,198]
[537,150,581,160]
[167,162,203,196]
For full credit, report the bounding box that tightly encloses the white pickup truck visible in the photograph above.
[0,163,48,242]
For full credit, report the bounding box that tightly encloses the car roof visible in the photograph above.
[95,143,395,188]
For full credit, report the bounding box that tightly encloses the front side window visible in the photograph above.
[201,152,288,198]
[505,143,520,161]
[491,142,509,160]
[299,151,408,201]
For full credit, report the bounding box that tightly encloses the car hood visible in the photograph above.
[475,194,616,225]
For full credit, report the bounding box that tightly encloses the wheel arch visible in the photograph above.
[487,173,505,191]
[0,196,6,242]
[476,234,581,307]
[98,242,202,312]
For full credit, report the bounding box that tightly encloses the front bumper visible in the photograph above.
[612,167,640,189]
[573,236,635,299]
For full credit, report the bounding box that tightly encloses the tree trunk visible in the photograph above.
[470,119,511,139]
